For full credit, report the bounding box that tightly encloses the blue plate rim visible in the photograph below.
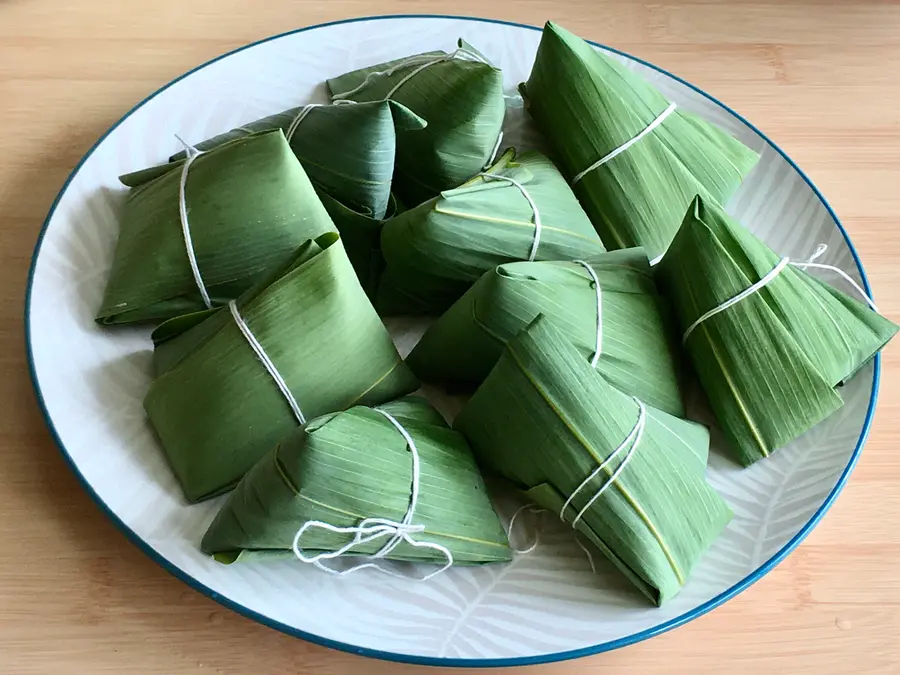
[24,13,881,668]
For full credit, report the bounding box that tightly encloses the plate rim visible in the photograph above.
[23,13,881,667]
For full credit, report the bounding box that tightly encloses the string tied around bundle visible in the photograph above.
[228,300,306,425]
[284,99,357,142]
[571,101,678,185]
[333,47,491,102]
[174,135,213,309]
[292,408,453,581]
[681,243,879,344]
[560,397,647,526]
[484,132,504,169]
[573,260,603,367]
[475,172,542,261]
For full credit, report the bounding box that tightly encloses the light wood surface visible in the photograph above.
[2,1,899,673]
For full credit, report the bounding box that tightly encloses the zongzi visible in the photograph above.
[520,21,759,261]
[455,316,731,605]
[202,396,511,573]
[407,248,684,417]
[144,233,419,503]
[327,40,505,206]
[376,148,606,316]
[98,130,335,325]
[656,195,898,465]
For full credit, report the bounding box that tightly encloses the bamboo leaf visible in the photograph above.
[143,233,419,502]
[202,396,511,567]
[98,131,336,324]
[165,100,426,221]
[328,40,505,205]
[656,195,898,465]
[407,248,686,417]
[376,149,606,316]
[520,22,759,260]
[454,316,731,605]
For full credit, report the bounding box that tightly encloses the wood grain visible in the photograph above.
[2,1,899,673]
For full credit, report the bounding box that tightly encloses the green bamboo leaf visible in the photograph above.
[656,195,898,465]
[98,131,336,325]
[165,100,426,220]
[454,316,730,605]
[407,248,685,417]
[202,396,511,567]
[316,189,401,300]
[327,40,505,205]
[376,148,606,316]
[144,233,419,503]
[520,22,759,260]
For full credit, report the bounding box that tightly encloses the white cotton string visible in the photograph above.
[284,100,356,143]
[485,132,504,168]
[175,135,213,309]
[571,102,678,185]
[791,244,879,312]
[681,243,879,344]
[476,173,542,261]
[574,533,598,574]
[333,48,489,101]
[506,505,545,554]
[574,260,603,367]
[284,104,321,142]
[560,398,647,527]
[291,408,453,581]
[681,257,790,344]
[228,300,305,425]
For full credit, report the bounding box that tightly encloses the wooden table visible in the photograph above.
[2,1,899,673]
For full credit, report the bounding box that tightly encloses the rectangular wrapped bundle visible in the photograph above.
[98,131,335,325]
[376,149,606,315]
[327,40,505,206]
[202,397,511,570]
[407,249,684,417]
[520,22,759,261]
[657,196,898,465]
[144,233,419,502]
[455,317,731,605]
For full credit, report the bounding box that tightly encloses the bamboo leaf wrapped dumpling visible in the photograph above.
[454,317,731,605]
[656,195,898,466]
[327,40,505,206]
[407,249,684,416]
[168,100,426,221]
[144,233,419,503]
[202,397,511,571]
[98,131,336,325]
[376,149,606,316]
[520,21,759,261]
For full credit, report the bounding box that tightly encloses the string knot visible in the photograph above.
[291,408,453,581]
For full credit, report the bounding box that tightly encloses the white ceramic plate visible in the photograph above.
[26,14,880,667]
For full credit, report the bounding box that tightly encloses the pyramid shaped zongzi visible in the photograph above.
[656,195,897,465]
[520,21,759,261]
